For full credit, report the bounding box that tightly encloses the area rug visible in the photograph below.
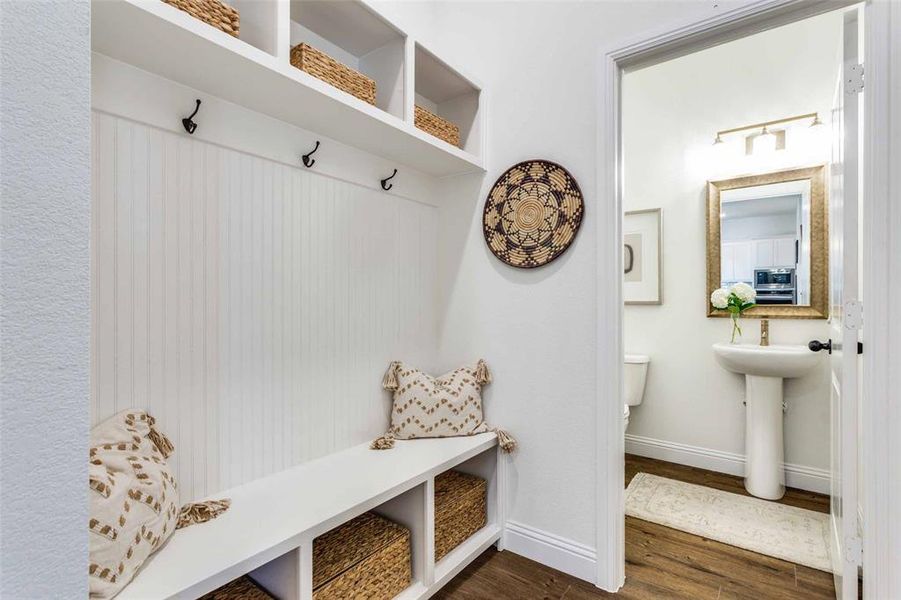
[625,472,832,572]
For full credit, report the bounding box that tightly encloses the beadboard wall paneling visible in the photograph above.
[91,112,438,502]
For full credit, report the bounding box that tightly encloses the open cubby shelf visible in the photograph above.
[289,0,406,118]
[92,0,486,176]
[118,434,503,600]
[414,42,483,157]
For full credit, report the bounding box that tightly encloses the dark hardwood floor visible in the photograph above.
[435,454,836,600]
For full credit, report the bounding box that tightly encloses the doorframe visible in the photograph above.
[595,1,900,596]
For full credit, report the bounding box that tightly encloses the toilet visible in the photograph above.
[624,354,650,429]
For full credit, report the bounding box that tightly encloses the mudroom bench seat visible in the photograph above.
[120,433,503,600]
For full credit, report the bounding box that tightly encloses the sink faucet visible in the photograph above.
[760,319,769,347]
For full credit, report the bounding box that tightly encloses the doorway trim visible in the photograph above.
[595,1,900,596]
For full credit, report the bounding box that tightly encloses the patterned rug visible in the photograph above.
[625,472,832,572]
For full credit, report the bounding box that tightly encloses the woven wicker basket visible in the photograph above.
[313,512,411,599]
[200,575,274,599]
[291,43,377,106]
[162,0,239,37]
[434,470,487,561]
[414,105,461,148]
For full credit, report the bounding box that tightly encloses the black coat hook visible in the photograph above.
[301,141,320,168]
[381,169,398,191]
[182,99,201,135]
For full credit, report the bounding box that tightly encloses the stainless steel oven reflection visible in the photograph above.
[754,268,796,304]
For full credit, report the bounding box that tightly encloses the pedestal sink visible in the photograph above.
[713,343,823,500]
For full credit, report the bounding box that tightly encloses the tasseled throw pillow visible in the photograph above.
[371,359,517,453]
[88,411,181,598]
[89,411,232,598]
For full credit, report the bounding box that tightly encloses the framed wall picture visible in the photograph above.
[624,208,662,304]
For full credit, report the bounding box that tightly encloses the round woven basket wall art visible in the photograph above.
[483,160,584,268]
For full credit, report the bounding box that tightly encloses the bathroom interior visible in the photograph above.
[621,7,863,598]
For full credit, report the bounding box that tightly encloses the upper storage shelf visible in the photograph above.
[290,0,406,118]
[415,42,483,159]
[92,0,485,177]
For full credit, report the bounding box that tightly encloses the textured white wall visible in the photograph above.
[0,1,91,596]
[622,13,840,472]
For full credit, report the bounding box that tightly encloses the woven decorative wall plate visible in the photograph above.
[483,160,584,268]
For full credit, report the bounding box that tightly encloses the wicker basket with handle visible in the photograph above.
[162,0,239,37]
[415,105,461,148]
[434,470,487,561]
[291,43,377,106]
[313,512,411,599]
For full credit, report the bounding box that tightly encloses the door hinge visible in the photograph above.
[844,300,863,330]
[844,535,863,564]
[845,63,864,94]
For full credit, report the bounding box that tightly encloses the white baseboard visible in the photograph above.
[501,437,828,585]
[625,433,830,495]
[503,521,597,583]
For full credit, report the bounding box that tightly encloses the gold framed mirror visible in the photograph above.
[707,165,828,319]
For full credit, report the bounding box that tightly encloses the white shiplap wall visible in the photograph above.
[91,112,438,502]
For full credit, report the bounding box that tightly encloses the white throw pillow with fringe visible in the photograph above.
[89,411,232,598]
[88,411,180,598]
[371,359,516,453]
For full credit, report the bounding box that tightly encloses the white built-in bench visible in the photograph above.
[120,433,503,600]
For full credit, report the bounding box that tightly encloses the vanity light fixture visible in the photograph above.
[712,112,822,150]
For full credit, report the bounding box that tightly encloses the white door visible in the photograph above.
[821,8,862,599]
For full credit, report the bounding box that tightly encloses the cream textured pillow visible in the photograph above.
[371,359,516,452]
[89,411,179,599]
